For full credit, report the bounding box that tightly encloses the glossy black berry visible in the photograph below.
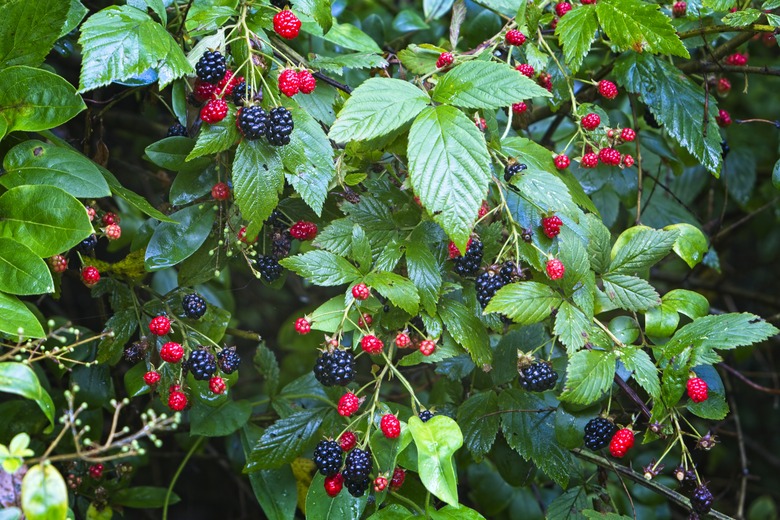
[691,485,714,515]
[418,410,435,423]
[720,139,730,160]
[123,339,149,364]
[343,448,372,483]
[453,238,483,277]
[271,229,292,259]
[182,293,207,319]
[195,50,227,84]
[217,346,240,374]
[256,255,283,282]
[313,349,355,387]
[270,0,289,8]
[520,362,558,392]
[233,81,261,107]
[521,228,533,242]
[265,107,294,146]
[475,265,512,308]
[583,417,618,450]
[188,348,217,381]
[167,123,188,137]
[313,440,343,477]
[345,477,369,497]
[504,163,527,182]
[236,106,269,140]
[77,234,98,253]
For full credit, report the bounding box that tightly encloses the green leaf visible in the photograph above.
[0,0,70,67]
[621,347,660,399]
[145,137,209,172]
[190,400,252,437]
[97,165,176,223]
[439,297,492,367]
[546,487,588,520]
[554,301,590,353]
[305,473,368,519]
[457,391,499,457]
[429,505,486,520]
[364,272,420,315]
[614,53,722,174]
[397,43,443,75]
[665,223,708,269]
[366,505,412,520]
[281,107,335,216]
[498,389,572,487]
[144,204,216,271]
[186,106,240,160]
[485,282,562,325]
[309,53,388,74]
[405,231,442,316]
[232,139,284,238]
[21,464,68,520]
[584,214,611,274]
[432,61,551,109]
[601,273,660,311]
[408,416,463,507]
[582,512,632,520]
[512,169,578,216]
[555,5,598,72]
[723,8,762,26]
[0,66,85,140]
[97,310,138,365]
[688,392,729,420]
[595,0,689,58]
[0,363,54,427]
[246,408,328,471]
[112,487,180,508]
[0,238,53,295]
[425,0,455,19]
[393,9,430,31]
[663,313,779,359]
[293,0,332,33]
[329,78,429,143]
[78,5,192,91]
[0,185,93,257]
[0,292,44,339]
[1,140,110,198]
[306,21,382,52]
[609,226,678,274]
[560,349,616,405]
[239,425,298,520]
[281,250,361,286]
[664,289,710,320]
[408,105,491,249]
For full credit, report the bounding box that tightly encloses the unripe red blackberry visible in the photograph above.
[555,2,572,17]
[717,77,731,96]
[200,99,228,124]
[49,255,68,273]
[160,342,184,363]
[436,52,454,68]
[273,9,301,39]
[390,467,406,490]
[598,147,622,166]
[361,335,384,355]
[598,80,618,99]
[419,339,436,356]
[216,70,242,96]
[278,69,300,97]
[609,428,635,458]
[515,63,535,77]
[295,317,311,334]
[541,215,563,238]
[581,152,598,168]
[211,182,230,201]
[716,109,732,127]
[581,113,601,130]
[148,315,171,336]
[725,52,747,66]
[338,392,360,417]
[339,431,357,452]
[352,283,370,300]
[209,376,226,394]
[686,377,709,403]
[512,102,528,114]
[623,154,635,168]
[380,414,401,438]
[620,127,636,142]
[554,154,570,169]
[505,30,527,46]
[144,371,161,386]
[298,70,317,94]
[546,258,565,280]
[289,220,317,240]
[324,473,343,497]
[168,387,188,411]
[672,1,687,17]
[395,332,411,348]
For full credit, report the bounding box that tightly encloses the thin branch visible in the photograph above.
[689,64,780,77]
[718,363,780,395]
[712,197,780,243]
[613,375,652,420]
[677,24,775,40]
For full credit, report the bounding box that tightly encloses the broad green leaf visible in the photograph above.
[112,487,180,508]
[232,139,284,239]
[97,165,176,222]
[309,53,388,74]
[560,349,616,404]
[397,43,444,75]
[2,140,110,198]
[292,0,333,33]
[689,392,729,420]
[97,309,138,365]
[485,282,562,325]
[663,289,709,320]
[432,61,551,109]
[439,298,492,367]
[367,505,413,520]
[584,214,611,274]
[21,464,68,520]
[553,301,590,353]
[425,0,455,19]
[0,185,92,257]
[408,416,463,507]
[498,389,572,487]
[329,78,429,143]
[144,204,216,271]
[457,391,499,457]
[772,159,780,190]
[281,251,362,286]
[0,0,69,67]
[364,271,420,315]
[429,505,486,520]
[663,313,779,359]
[0,293,45,339]
[596,0,689,57]
[512,169,578,217]
[470,0,521,16]
[601,273,660,311]
[0,67,85,140]
[186,106,239,160]
[393,9,430,31]
[314,219,355,257]
[246,408,329,471]
[61,1,89,38]
[614,54,721,174]
[405,231,442,316]
[305,473,368,519]
[0,363,54,427]
[665,223,708,269]
[583,512,632,520]
[190,400,252,437]
[621,347,661,399]
[0,239,53,295]
[723,8,762,26]
[310,21,382,53]
[78,5,192,91]
[609,226,678,274]
[145,137,210,172]
[555,5,598,72]
[546,487,588,520]
[408,105,491,249]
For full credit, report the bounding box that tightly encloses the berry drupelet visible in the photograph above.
[256,255,283,282]
[266,107,294,146]
[583,417,618,450]
[236,106,269,140]
[218,346,241,374]
[418,410,435,422]
[313,440,344,477]
[188,348,218,381]
[196,50,227,84]
[520,361,558,391]
[183,293,207,319]
[313,348,355,386]
[167,123,188,137]
[453,237,483,277]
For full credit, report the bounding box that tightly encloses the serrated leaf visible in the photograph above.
[554,302,590,353]
[311,22,382,53]
[405,232,442,316]
[364,271,420,315]
[555,5,598,72]
[329,78,429,143]
[498,389,572,487]
[512,169,578,216]
[723,8,762,26]
[245,408,329,471]
[0,239,53,296]
[601,273,660,311]
[0,0,70,68]
[457,391,499,457]
[614,53,721,174]
[596,0,689,57]
[78,5,192,92]
[281,251,362,286]
[408,416,462,507]
[560,349,616,405]
[408,105,491,249]
[432,61,551,109]
[584,214,611,274]
[309,53,388,74]
[292,0,332,33]
[439,298,492,367]
[546,486,588,520]
[397,43,443,75]
[621,347,660,399]
[186,107,239,160]
[663,313,779,359]
[232,139,284,239]
[314,219,354,256]
[609,226,678,274]
[485,282,562,325]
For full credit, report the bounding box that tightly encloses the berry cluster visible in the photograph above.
[342,449,372,497]
[541,215,563,238]
[475,262,517,308]
[289,220,318,240]
[609,428,635,458]
[313,348,356,386]
[452,237,484,277]
[183,293,207,319]
[313,440,343,477]
[187,348,217,381]
[278,69,317,97]
[436,52,454,68]
[583,417,618,450]
[519,361,558,392]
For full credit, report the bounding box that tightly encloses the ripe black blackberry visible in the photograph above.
[345,478,369,497]
[236,106,269,140]
[270,0,289,8]
[313,349,355,387]
[187,348,217,380]
[504,162,527,182]
[691,485,714,515]
[475,264,512,308]
[418,410,435,422]
[265,107,294,146]
[583,417,618,450]
[233,81,261,106]
[167,123,188,137]
[271,229,292,259]
[313,440,343,476]
[265,209,283,226]
[195,50,227,84]
[182,293,207,319]
[123,339,149,364]
[77,234,98,253]
[342,448,372,483]
[520,361,558,391]
[521,228,533,242]
[217,346,240,374]
[453,238,483,277]
[256,255,283,282]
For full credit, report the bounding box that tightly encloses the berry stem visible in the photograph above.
[381,352,423,409]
